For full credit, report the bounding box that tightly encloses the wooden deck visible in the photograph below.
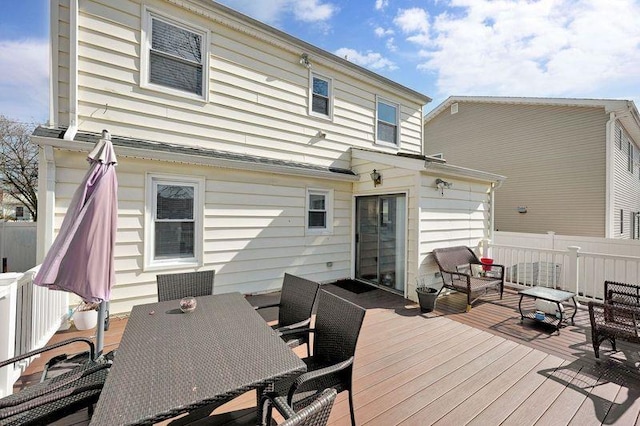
[16,285,640,425]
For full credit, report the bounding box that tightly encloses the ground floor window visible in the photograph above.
[145,174,204,269]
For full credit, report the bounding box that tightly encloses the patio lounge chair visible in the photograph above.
[588,280,640,359]
[156,270,215,302]
[262,290,366,426]
[0,337,112,425]
[254,273,320,356]
[432,246,504,312]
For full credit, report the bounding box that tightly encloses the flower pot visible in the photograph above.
[73,309,98,330]
[416,286,439,313]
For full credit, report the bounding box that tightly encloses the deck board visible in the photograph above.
[15,285,640,425]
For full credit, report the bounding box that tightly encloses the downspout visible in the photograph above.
[489,179,504,242]
[48,0,59,127]
[605,112,616,238]
[63,0,78,141]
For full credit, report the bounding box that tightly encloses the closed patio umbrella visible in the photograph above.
[34,130,118,354]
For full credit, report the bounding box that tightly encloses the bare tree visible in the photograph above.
[0,116,39,221]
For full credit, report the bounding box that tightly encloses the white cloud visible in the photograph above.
[394,8,431,45]
[416,0,640,100]
[386,37,397,52]
[335,47,397,71]
[375,0,389,11]
[374,27,394,37]
[0,39,49,123]
[218,0,336,24]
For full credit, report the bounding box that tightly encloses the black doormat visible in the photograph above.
[331,279,377,294]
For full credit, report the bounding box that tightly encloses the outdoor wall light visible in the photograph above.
[435,178,452,196]
[299,53,312,68]
[316,130,326,139]
[370,169,382,186]
[517,206,528,213]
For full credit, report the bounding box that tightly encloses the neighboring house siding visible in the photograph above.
[62,0,423,171]
[54,150,353,314]
[425,103,607,237]
[613,121,640,239]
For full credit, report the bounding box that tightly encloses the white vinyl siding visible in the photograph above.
[613,122,640,239]
[425,103,608,237]
[62,0,425,172]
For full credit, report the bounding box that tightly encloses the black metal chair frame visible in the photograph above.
[254,273,320,356]
[0,337,112,425]
[262,290,366,426]
[156,269,215,302]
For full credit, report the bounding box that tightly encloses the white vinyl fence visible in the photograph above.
[0,222,37,273]
[0,267,68,397]
[483,232,640,302]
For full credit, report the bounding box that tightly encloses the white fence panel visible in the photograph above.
[0,222,37,273]
[0,266,68,397]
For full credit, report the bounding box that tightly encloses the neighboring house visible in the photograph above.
[425,96,640,239]
[33,0,503,314]
[0,192,32,222]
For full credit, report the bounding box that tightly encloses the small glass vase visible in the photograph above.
[179,297,197,313]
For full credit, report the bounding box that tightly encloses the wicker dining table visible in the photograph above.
[90,292,306,425]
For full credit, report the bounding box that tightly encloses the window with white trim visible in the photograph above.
[628,141,634,173]
[142,9,208,99]
[376,98,399,146]
[620,209,624,234]
[310,73,332,118]
[145,175,204,269]
[633,212,640,240]
[616,126,623,150]
[306,188,333,234]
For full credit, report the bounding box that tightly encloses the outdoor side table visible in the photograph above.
[90,292,306,425]
[518,286,577,334]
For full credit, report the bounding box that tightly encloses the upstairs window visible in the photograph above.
[376,98,399,146]
[616,126,623,150]
[145,174,204,269]
[143,9,208,100]
[628,141,634,173]
[310,74,332,118]
[15,206,24,218]
[306,188,333,235]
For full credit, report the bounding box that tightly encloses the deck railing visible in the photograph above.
[481,239,640,303]
[0,266,68,397]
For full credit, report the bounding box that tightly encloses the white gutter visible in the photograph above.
[63,0,78,140]
[605,111,616,238]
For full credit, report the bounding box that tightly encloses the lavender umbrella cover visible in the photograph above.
[34,130,118,304]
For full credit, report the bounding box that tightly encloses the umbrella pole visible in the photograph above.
[96,301,106,357]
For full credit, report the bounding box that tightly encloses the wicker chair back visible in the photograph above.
[278,273,320,327]
[156,270,215,302]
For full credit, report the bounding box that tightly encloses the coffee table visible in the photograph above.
[518,286,577,334]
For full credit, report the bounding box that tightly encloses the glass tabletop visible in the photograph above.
[518,286,575,302]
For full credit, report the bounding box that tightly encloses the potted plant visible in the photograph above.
[416,286,439,312]
[72,302,99,330]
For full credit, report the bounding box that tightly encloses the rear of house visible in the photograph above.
[424,97,640,239]
[34,0,502,314]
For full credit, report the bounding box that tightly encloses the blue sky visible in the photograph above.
[1,0,639,125]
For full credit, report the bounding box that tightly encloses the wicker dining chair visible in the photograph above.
[156,270,215,302]
[0,337,112,426]
[254,273,320,356]
[205,388,337,426]
[261,290,366,426]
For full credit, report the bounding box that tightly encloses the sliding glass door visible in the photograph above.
[355,194,406,293]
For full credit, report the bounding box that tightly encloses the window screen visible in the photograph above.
[154,184,195,259]
[312,76,330,116]
[377,100,398,144]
